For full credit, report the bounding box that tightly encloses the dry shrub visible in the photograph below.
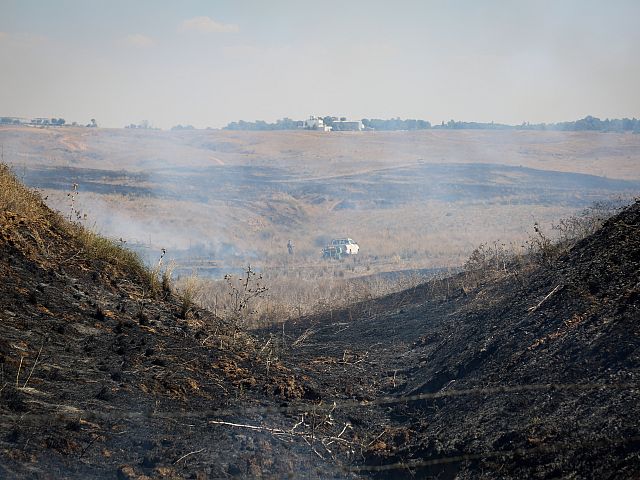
[552,200,627,243]
[178,273,201,319]
[463,200,629,288]
[194,264,431,329]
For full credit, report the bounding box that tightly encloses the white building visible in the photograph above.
[304,116,331,131]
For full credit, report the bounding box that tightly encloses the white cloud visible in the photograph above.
[179,16,239,34]
[124,33,155,48]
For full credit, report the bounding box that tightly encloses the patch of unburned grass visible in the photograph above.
[73,226,149,280]
[0,163,49,220]
[1,162,152,287]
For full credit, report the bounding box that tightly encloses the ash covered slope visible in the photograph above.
[0,165,343,479]
[364,202,640,478]
[283,201,639,478]
[381,200,640,478]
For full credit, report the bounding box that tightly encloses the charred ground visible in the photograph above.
[278,199,640,478]
[1,162,639,479]
[0,165,349,479]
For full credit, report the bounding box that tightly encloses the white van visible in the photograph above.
[330,238,359,255]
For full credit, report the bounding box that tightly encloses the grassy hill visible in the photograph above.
[0,164,342,478]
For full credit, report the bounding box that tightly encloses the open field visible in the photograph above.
[1,126,639,283]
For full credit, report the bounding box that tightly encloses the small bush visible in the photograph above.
[463,200,628,287]
[552,200,626,243]
[178,274,201,319]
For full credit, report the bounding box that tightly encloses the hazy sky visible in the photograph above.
[1,0,639,128]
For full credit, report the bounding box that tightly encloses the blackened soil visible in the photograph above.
[1,187,639,479]
[0,206,353,479]
[277,200,640,478]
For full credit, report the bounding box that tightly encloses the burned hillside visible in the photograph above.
[1,160,639,479]
[280,199,640,478]
[0,164,347,479]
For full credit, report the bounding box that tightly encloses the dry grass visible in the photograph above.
[193,263,432,329]
[0,163,151,287]
[3,128,638,330]
[178,273,200,319]
[0,163,49,220]
[462,199,629,290]
[11,127,637,284]
[74,227,149,280]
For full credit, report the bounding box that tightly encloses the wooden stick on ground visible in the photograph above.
[528,285,562,313]
[173,448,205,464]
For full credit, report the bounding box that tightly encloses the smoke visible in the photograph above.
[2,127,639,277]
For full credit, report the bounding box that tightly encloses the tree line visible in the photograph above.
[223,115,640,132]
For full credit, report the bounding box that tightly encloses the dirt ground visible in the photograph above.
[276,200,640,478]
[0,165,639,478]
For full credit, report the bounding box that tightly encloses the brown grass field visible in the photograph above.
[1,125,638,325]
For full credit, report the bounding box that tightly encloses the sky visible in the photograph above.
[1,0,639,129]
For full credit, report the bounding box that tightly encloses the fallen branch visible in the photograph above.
[528,285,562,313]
[209,420,288,436]
[173,448,205,464]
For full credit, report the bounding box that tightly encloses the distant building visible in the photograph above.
[331,120,363,131]
[304,116,331,131]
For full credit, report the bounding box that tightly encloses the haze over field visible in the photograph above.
[1,126,638,279]
[2,0,639,279]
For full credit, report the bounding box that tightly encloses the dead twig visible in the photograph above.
[209,420,289,437]
[23,344,44,388]
[15,356,24,388]
[292,327,315,347]
[173,448,205,464]
[366,429,387,448]
[78,435,100,459]
[528,284,563,313]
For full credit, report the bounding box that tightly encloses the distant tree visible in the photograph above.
[361,117,431,131]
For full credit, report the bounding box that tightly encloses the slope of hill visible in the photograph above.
[282,199,640,478]
[1,161,639,478]
[0,164,344,479]
[2,126,639,276]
